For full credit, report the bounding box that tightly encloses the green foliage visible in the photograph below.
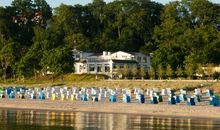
[166,64,173,79]
[184,63,195,79]
[131,64,138,79]
[115,65,122,78]
[176,66,183,78]
[0,42,16,80]
[148,0,220,73]
[196,64,204,77]
[0,0,220,81]
[123,64,130,79]
[148,65,155,79]
[40,47,73,75]
[157,64,164,79]
[140,65,146,80]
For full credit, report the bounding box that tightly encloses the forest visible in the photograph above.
[0,0,220,80]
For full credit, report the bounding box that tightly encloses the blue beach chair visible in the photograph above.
[109,95,117,102]
[168,97,176,105]
[187,97,196,106]
[209,95,220,107]
[150,96,158,104]
[123,94,131,103]
[137,94,145,103]
[180,94,187,101]
[81,94,88,101]
[39,92,45,100]
[175,96,180,103]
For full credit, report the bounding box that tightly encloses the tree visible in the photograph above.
[148,65,155,80]
[123,64,130,79]
[190,0,219,25]
[166,64,173,79]
[196,63,204,79]
[115,65,122,79]
[140,65,146,80]
[184,63,195,79]
[101,0,163,52]
[149,0,220,72]
[64,33,90,50]
[40,47,73,81]
[0,42,16,81]
[11,0,52,45]
[15,26,50,80]
[205,63,215,79]
[11,0,52,26]
[131,64,138,79]
[176,66,183,79]
[157,64,164,80]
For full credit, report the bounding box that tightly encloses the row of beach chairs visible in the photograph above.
[0,86,219,107]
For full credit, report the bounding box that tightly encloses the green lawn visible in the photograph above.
[0,74,219,92]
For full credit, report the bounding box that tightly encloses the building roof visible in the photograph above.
[89,53,103,57]
[112,60,138,64]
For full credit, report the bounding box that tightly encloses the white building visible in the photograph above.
[73,50,151,77]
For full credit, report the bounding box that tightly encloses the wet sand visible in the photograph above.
[0,99,220,119]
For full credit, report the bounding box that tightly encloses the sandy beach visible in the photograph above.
[0,98,220,119]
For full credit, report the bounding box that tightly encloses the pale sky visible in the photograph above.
[0,0,219,8]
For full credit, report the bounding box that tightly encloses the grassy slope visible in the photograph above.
[0,74,220,91]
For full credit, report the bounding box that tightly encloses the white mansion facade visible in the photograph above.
[73,50,151,77]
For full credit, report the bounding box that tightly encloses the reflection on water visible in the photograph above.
[0,109,220,130]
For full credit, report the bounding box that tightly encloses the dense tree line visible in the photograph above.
[0,0,219,81]
[141,0,220,79]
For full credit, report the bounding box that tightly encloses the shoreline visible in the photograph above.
[0,99,220,120]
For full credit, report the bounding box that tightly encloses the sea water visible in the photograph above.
[0,109,220,130]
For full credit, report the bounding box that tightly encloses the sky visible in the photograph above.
[0,0,219,8]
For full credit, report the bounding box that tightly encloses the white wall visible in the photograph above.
[110,51,134,60]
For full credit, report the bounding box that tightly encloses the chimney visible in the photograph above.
[103,51,106,56]
[108,52,111,56]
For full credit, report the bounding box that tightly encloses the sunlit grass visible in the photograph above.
[0,74,219,92]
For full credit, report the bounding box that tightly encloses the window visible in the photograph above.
[143,57,147,62]
[113,64,117,69]
[97,64,102,72]
[105,64,110,72]
[89,64,95,72]
[79,65,82,72]
[137,56,141,62]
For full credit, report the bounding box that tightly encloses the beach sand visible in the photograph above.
[0,98,220,119]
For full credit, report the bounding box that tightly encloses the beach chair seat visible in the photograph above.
[168,97,176,105]
[180,94,187,101]
[137,94,145,103]
[91,95,98,102]
[61,94,65,101]
[81,94,88,101]
[187,98,195,106]
[30,93,36,99]
[70,94,76,101]
[51,94,56,100]
[150,96,158,104]
[109,95,117,102]
[123,94,131,103]
[174,96,180,103]
[0,94,5,99]
[210,95,220,107]
[19,94,25,99]
[156,95,163,102]
[8,93,15,99]
[39,92,45,100]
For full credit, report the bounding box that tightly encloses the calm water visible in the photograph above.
[0,109,220,130]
